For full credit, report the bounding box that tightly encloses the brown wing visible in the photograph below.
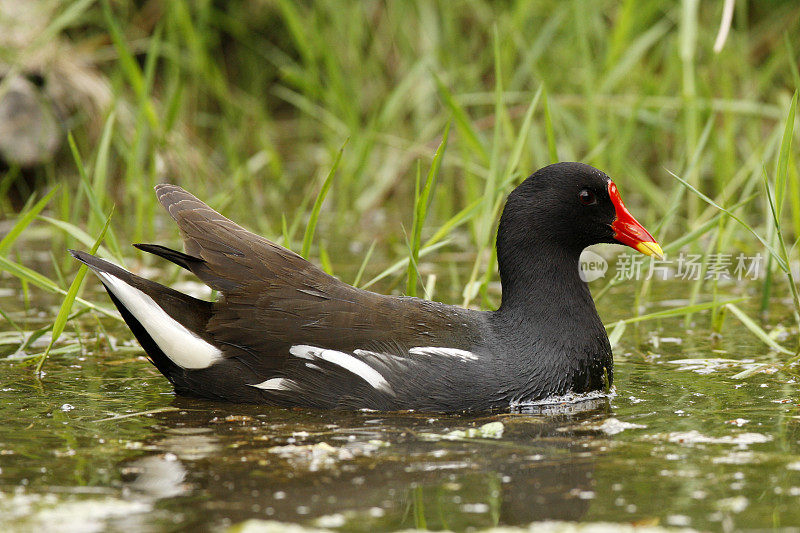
[154,185,475,363]
[155,183,324,293]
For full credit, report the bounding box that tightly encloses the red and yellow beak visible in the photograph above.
[607,181,663,259]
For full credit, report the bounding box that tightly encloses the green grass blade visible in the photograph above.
[785,33,800,91]
[668,169,788,272]
[37,216,113,259]
[599,19,671,93]
[67,130,124,263]
[432,72,489,166]
[407,124,449,295]
[318,243,334,275]
[542,86,558,164]
[0,255,61,294]
[407,163,422,297]
[604,297,745,328]
[726,303,794,355]
[607,320,627,348]
[0,187,59,255]
[280,214,292,250]
[352,240,376,288]
[424,198,483,248]
[36,208,114,373]
[402,225,428,299]
[276,0,317,74]
[92,110,116,212]
[0,255,116,319]
[775,90,797,217]
[663,194,757,252]
[301,140,346,259]
[789,159,800,246]
[102,0,159,129]
[273,86,348,135]
[0,307,22,334]
[66,132,88,183]
[763,170,800,326]
[361,241,451,290]
[32,0,96,50]
[503,85,543,185]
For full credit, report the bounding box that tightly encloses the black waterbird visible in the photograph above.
[71,162,662,412]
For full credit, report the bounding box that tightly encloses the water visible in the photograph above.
[1,276,799,532]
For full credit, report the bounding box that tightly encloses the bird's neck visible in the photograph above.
[496,243,593,318]
[491,241,612,399]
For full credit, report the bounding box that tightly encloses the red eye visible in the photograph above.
[579,189,597,206]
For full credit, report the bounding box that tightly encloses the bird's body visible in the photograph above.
[72,162,661,412]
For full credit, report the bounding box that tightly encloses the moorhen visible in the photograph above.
[71,162,662,412]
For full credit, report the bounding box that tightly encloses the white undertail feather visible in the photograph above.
[97,272,223,369]
[409,346,479,361]
[250,378,296,391]
[289,345,393,393]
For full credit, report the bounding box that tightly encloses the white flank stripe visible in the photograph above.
[250,378,295,391]
[288,345,316,360]
[409,346,478,361]
[289,345,392,393]
[353,349,385,358]
[97,272,223,369]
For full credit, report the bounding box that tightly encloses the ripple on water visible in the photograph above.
[660,430,771,448]
[0,492,152,533]
[511,388,614,415]
[581,417,647,436]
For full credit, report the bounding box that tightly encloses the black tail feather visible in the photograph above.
[132,242,238,293]
[133,244,202,271]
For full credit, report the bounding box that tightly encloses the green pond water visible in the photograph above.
[1,272,799,532]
